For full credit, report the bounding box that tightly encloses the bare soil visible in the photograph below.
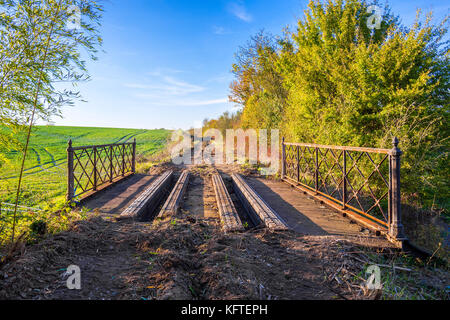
[0,164,448,300]
[0,214,372,300]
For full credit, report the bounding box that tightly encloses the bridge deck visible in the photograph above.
[245,177,371,237]
[82,174,158,215]
[81,167,391,246]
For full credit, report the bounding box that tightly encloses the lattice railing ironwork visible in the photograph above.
[282,138,406,243]
[67,140,136,201]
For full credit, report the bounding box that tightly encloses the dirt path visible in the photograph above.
[1,163,447,300]
[0,213,370,300]
[182,166,219,220]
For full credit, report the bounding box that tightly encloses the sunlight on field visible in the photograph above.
[0,126,171,208]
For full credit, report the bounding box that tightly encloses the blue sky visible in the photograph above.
[52,0,449,130]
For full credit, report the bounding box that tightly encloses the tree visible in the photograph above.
[281,0,449,209]
[0,0,103,241]
[203,111,242,135]
[229,30,288,130]
[230,0,449,211]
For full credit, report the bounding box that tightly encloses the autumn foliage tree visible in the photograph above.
[229,0,449,212]
[229,31,288,130]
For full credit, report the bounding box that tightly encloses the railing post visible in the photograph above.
[93,146,97,191]
[122,143,125,177]
[132,138,136,174]
[389,137,406,243]
[342,151,347,209]
[281,137,286,179]
[67,140,74,202]
[315,147,319,193]
[110,145,113,183]
[297,146,300,183]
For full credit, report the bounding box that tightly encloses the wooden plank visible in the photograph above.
[118,170,173,221]
[282,177,387,235]
[157,170,190,218]
[231,173,289,231]
[212,174,244,232]
[76,172,134,206]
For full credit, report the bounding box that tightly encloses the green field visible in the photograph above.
[0,126,171,208]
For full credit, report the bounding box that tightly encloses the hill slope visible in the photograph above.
[0,126,171,207]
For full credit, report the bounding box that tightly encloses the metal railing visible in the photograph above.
[67,139,136,201]
[281,137,406,244]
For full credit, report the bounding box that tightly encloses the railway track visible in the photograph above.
[118,170,174,221]
[115,167,290,234]
[81,135,391,245]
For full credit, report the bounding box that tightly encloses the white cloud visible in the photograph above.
[228,2,253,22]
[133,96,228,107]
[178,98,228,106]
[163,76,204,94]
[147,67,183,77]
[213,26,231,35]
[124,72,229,107]
[206,74,233,84]
[124,76,204,95]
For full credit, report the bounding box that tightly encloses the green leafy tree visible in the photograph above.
[0,0,103,241]
[203,110,242,135]
[230,31,288,130]
[280,0,449,209]
[230,0,449,211]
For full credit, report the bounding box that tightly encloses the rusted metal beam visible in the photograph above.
[122,143,125,177]
[232,173,288,231]
[281,137,286,179]
[212,174,244,233]
[157,170,190,219]
[314,147,319,192]
[283,174,388,226]
[132,138,136,173]
[342,150,347,209]
[93,146,97,191]
[75,172,134,205]
[119,170,173,221]
[109,145,113,183]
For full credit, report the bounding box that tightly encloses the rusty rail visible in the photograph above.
[232,173,289,231]
[157,170,190,219]
[67,139,136,202]
[212,174,244,233]
[281,137,406,246]
[120,170,173,221]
